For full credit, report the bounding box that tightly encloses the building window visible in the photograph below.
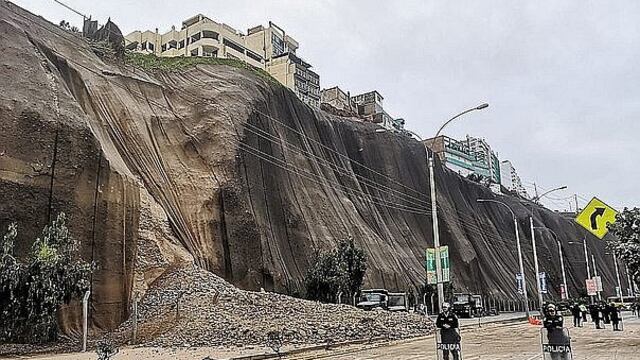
[148,43,154,51]
[178,40,185,49]
[202,30,219,40]
[223,38,246,54]
[191,32,201,43]
[191,48,199,56]
[271,33,285,56]
[246,50,263,62]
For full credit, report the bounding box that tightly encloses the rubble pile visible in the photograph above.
[115,265,434,348]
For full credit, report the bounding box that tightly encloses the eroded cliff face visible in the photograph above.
[0,2,620,333]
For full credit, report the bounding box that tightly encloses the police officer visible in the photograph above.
[610,303,622,331]
[590,303,603,329]
[571,302,582,327]
[543,304,570,360]
[436,302,460,360]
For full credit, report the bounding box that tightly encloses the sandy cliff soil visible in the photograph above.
[0,1,620,336]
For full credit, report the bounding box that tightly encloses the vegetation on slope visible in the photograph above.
[125,52,279,85]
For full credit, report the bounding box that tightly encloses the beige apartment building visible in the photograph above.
[124,15,320,107]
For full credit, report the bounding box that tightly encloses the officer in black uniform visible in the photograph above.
[436,302,460,360]
[543,303,570,360]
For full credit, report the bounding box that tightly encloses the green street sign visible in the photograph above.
[426,248,437,284]
[440,245,450,283]
[425,246,450,284]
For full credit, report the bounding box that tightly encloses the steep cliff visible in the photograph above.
[0,1,621,333]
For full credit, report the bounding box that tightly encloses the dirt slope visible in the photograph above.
[0,1,621,334]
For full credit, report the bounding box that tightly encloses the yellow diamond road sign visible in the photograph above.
[575,197,618,239]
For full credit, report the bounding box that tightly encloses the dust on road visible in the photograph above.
[291,314,640,360]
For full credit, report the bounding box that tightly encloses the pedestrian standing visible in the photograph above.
[571,303,581,327]
[590,304,603,329]
[602,301,611,325]
[580,303,588,323]
[436,303,461,360]
[610,303,622,331]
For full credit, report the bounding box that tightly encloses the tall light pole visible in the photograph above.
[606,252,623,299]
[568,238,592,303]
[423,103,488,310]
[533,226,567,301]
[529,218,543,310]
[592,254,602,301]
[532,185,568,204]
[477,198,530,317]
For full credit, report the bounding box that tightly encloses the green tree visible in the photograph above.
[335,238,367,300]
[607,207,640,289]
[0,213,93,343]
[304,238,367,303]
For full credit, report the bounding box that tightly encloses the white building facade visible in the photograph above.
[500,160,528,198]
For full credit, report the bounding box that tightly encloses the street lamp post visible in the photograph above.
[533,226,568,302]
[423,103,488,310]
[568,238,593,303]
[477,198,530,317]
[532,185,568,204]
[592,254,602,301]
[529,218,543,310]
[606,252,623,299]
[558,240,568,301]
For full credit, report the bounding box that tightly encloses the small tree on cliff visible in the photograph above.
[305,238,367,303]
[608,207,640,289]
[335,237,367,301]
[0,213,93,343]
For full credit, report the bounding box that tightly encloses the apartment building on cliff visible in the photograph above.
[500,160,529,198]
[351,90,405,131]
[124,15,320,107]
[423,135,502,186]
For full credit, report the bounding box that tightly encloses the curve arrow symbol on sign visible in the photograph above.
[590,207,605,230]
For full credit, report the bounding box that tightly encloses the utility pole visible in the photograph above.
[574,194,580,213]
[529,217,543,310]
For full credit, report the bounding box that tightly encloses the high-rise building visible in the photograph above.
[464,136,501,184]
[500,160,528,198]
[124,16,321,107]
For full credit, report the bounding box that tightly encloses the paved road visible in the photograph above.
[291,312,640,359]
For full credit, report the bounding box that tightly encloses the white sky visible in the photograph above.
[14,0,640,210]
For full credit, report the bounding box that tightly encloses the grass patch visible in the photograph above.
[125,52,279,85]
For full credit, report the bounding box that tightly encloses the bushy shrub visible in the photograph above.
[0,213,93,343]
[304,238,367,303]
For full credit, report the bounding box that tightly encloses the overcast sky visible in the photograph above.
[15,0,640,210]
